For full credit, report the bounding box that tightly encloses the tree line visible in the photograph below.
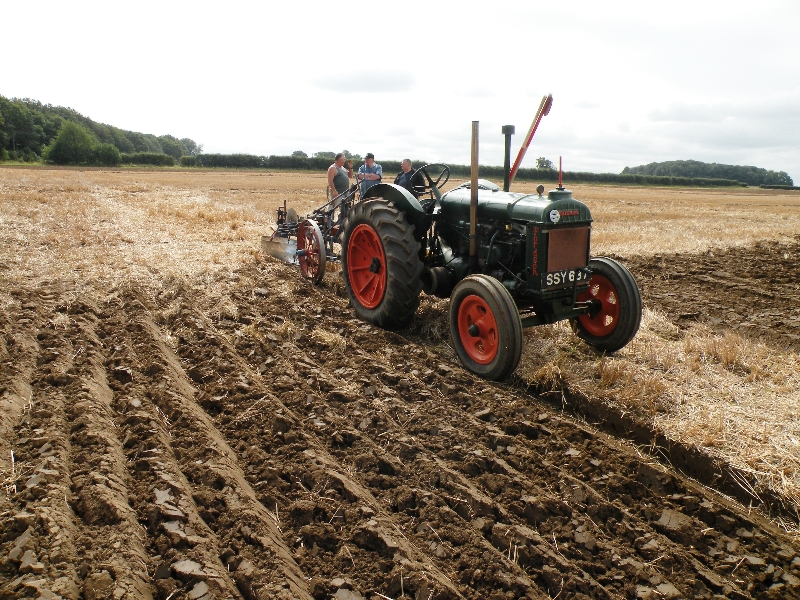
[622,159,793,187]
[179,153,747,187]
[2,95,790,187]
[0,95,201,166]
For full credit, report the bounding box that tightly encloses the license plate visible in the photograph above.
[543,268,590,289]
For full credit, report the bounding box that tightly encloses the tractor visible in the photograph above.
[263,99,641,380]
[337,165,641,380]
[264,163,641,381]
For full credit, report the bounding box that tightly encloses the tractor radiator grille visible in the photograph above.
[547,226,590,272]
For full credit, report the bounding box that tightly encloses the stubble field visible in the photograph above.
[1,166,799,600]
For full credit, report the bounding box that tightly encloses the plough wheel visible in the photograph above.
[341,199,422,328]
[298,219,326,285]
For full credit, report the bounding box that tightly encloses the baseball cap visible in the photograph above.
[365,153,374,159]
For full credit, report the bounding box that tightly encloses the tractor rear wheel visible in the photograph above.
[449,275,523,381]
[571,257,641,352]
[341,199,423,328]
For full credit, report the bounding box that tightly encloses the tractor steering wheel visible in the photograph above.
[412,164,450,196]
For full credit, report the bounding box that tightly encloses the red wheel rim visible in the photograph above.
[298,222,322,280]
[577,273,620,337]
[347,224,386,309]
[457,295,498,365]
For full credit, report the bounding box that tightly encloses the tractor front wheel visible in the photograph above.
[449,275,523,381]
[341,199,423,328]
[571,257,641,352]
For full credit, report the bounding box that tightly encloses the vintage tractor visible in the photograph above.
[337,165,641,380]
[263,164,641,381]
[263,101,641,381]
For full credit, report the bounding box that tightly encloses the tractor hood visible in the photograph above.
[439,180,592,225]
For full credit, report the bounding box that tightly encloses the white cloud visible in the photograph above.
[648,104,729,123]
[314,72,415,94]
[2,0,799,183]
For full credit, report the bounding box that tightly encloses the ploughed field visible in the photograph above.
[1,167,799,600]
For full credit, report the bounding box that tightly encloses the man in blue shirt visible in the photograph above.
[357,153,382,196]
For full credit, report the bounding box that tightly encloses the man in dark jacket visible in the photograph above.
[394,159,424,198]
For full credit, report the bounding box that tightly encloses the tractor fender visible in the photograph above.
[363,183,428,239]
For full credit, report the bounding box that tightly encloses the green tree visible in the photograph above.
[88,122,115,145]
[0,112,7,159]
[0,93,207,163]
[622,159,793,187]
[342,150,363,161]
[314,151,335,159]
[159,135,189,161]
[91,143,121,166]
[108,127,135,153]
[0,98,47,156]
[292,150,308,158]
[762,170,793,186]
[180,138,202,156]
[125,131,162,153]
[43,121,95,164]
[536,157,555,170]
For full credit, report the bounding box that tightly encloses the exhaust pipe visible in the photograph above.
[469,121,479,273]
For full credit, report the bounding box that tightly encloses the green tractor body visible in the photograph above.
[432,181,594,325]
[263,97,638,380]
[338,166,641,380]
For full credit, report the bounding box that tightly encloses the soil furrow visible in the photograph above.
[1,291,85,599]
[2,292,152,599]
[103,289,316,600]
[57,297,154,600]
[0,288,54,484]
[279,347,794,600]
[205,261,800,599]
[157,282,475,599]
[2,240,800,600]
[92,294,250,600]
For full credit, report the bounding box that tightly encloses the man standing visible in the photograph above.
[394,159,423,198]
[327,153,353,200]
[357,153,382,196]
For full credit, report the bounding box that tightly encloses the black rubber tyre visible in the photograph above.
[448,275,524,381]
[571,257,642,352]
[341,199,423,328]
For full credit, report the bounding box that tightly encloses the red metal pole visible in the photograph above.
[507,94,553,187]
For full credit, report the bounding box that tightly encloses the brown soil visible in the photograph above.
[548,240,800,525]
[627,239,800,351]
[1,170,799,599]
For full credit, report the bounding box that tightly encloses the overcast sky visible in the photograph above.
[4,1,799,182]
